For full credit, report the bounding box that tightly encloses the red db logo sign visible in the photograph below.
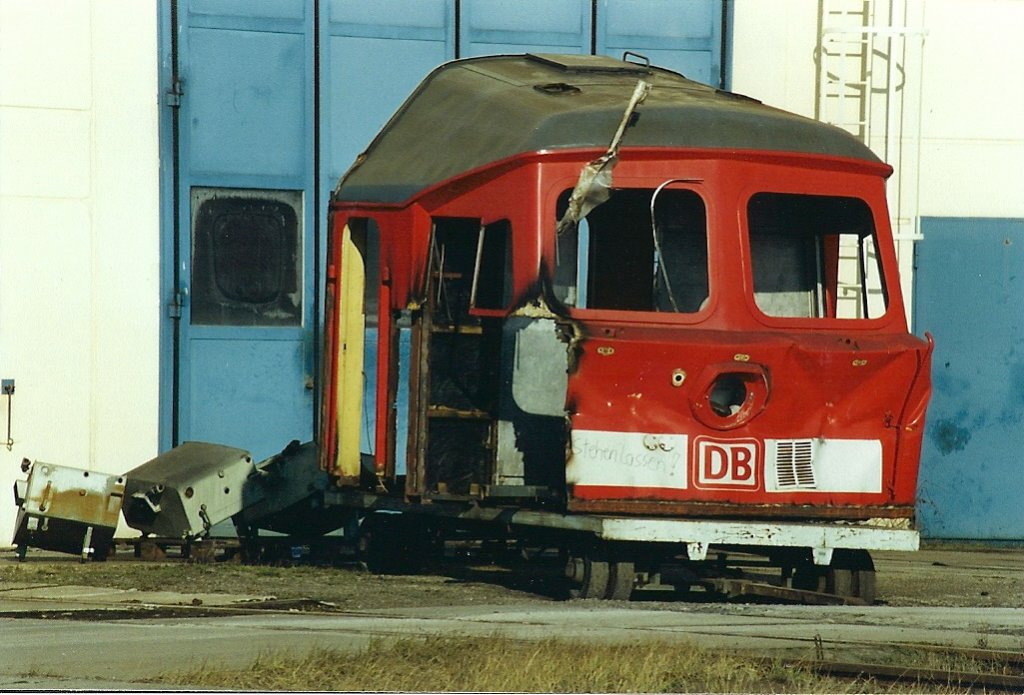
[694,437,761,489]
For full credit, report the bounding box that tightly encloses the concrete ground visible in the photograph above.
[0,546,1021,690]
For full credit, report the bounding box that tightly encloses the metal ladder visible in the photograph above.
[816,0,927,319]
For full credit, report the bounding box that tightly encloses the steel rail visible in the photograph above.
[784,657,1024,692]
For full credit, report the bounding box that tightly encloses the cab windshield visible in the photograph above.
[554,187,709,314]
[747,193,888,320]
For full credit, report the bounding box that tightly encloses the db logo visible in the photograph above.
[693,437,761,489]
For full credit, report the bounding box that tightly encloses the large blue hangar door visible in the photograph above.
[170,3,317,461]
[162,0,724,462]
[914,218,1024,540]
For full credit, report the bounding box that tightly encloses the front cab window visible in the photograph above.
[554,188,709,314]
[747,193,888,320]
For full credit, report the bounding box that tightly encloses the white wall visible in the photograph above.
[731,0,1024,319]
[730,0,821,119]
[731,0,1024,219]
[914,0,1024,218]
[0,0,161,545]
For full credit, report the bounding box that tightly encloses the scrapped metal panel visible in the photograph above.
[122,442,257,539]
[914,218,1024,539]
[12,462,124,558]
[335,54,881,204]
[507,317,569,417]
[234,441,341,536]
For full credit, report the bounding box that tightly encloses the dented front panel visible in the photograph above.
[565,329,931,514]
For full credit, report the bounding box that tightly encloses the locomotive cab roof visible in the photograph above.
[334,53,882,205]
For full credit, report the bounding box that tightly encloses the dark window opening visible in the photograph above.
[430,217,480,325]
[471,219,513,311]
[348,218,381,329]
[191,188,302,326]
[747,193,888,319]
[554,188,709,313]
[430,218,513,323]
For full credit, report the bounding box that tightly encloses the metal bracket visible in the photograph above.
[812,547,835,566]
[686,541,708,561]
[3,379,14,451]
[167,291,184,319]
[165,79,184,108]
[81,525,94,562]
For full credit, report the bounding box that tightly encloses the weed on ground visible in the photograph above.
[158,635,978,693]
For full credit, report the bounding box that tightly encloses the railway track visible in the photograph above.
[681,625,1024,690]
[784,647,1024,692]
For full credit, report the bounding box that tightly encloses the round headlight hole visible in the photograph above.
[708,374,748,417]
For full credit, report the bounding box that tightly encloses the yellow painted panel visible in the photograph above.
[334,224,365,480]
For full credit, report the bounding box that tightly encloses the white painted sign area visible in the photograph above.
[567,430,689,489]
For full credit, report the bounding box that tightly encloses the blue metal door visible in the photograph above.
[914,218,1024,539]
[174,1,316,461]
[459,0,723,87]
[162,0,725,463]
[597,0,723,85]
[320,1,456,190]
[459,0,592,56]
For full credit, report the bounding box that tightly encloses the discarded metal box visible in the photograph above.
[233,440,340,537]
[13,461,125,560]
[122,441,260,539]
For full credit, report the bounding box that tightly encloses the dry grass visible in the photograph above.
[159,635,907,693]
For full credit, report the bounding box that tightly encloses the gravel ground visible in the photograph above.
[873,546,1024,607]
[1,542,1020,610]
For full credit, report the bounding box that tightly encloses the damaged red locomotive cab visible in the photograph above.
[319,53,933,597]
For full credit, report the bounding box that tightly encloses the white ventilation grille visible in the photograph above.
[774,439,817,489]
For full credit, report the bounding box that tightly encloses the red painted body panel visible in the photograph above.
[565,329,929,506]
[321,145,932,521]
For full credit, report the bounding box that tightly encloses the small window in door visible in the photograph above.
[191,188,302,326]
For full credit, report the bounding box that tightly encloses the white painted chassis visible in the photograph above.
[485,506,920,567]
[340,491,920,568]
[597,518,919,565]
